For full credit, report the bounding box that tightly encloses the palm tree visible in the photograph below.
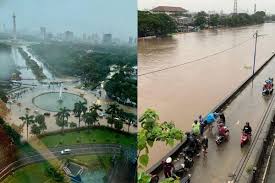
[83,111,97,132]
[123,112,137,132]
[73,101,87,130]
[56,107,70,134]
[90,103,102,126]
[105,103,120,128]
[19,114,34,141]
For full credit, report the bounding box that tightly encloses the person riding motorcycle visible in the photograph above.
[162,157,174,178]
[243,122,252,135]
[218,123,229,138]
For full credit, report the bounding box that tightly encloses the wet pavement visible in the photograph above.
[173,56,275,183]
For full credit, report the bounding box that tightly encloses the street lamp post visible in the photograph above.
[252,30,258,75]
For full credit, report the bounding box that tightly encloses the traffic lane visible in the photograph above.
[190,58,275,183]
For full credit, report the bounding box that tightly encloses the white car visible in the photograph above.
[60,149,71,155]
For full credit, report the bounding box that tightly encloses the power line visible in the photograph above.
[139,38,253,77]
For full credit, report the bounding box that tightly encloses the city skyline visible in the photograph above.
[0,0,137,41]
[138,0,275,14]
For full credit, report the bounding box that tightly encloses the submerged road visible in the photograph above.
[155,55,275,182]
[189,56,275,183]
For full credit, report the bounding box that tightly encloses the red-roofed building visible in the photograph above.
[151,6,187,15]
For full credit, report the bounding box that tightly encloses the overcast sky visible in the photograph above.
[138,0,275,14]
[0,0,137,41]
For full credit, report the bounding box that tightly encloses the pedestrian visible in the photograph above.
[199,115,205,136]
[201,136,208,156]
[219,113,225,124]
[162,157,174,178]
[192,120,200,136]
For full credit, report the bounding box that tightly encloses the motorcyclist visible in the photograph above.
[218,123,229,138]
[243,122,252,135]
[162,157,174,178]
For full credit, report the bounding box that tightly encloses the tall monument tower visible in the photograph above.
[12,12,16,40]
[254,4,257,14]
[233,0,238,14]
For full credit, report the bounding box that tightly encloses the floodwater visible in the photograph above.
[138,23,275,169]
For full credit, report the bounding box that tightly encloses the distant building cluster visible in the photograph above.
[151,6,193,32]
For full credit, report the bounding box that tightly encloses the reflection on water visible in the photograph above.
[138,23,275,168]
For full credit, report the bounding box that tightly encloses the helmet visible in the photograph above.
[246,122,250,126]
[166,157,172,163]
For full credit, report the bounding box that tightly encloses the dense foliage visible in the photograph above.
[138,109,183,183]
[30,42,136,89]
[194,11,267,28]
[18,48,46,81]
[105,65,137,104]
[138,11,177,37]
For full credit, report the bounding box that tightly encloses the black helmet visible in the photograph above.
[246,122,250,126]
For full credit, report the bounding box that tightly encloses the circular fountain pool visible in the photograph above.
[32,92,86,112]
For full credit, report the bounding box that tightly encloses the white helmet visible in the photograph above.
[166,157,172,163]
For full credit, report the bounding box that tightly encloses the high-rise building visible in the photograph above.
[254,4,257,14]
[102,33,112,44]
[65,31,74,41]
[12,13,16,40]
[83,33,87,41]
[40,27,46,40]
[129,36,133,44]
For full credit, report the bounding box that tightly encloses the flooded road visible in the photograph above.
[138,23,275,168]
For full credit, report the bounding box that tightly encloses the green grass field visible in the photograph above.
[3,155,112,183]
[19,127,136,155]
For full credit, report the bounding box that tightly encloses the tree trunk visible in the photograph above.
[26,123,29,141]
[78,116,81,132]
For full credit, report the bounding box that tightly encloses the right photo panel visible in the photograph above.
[138,0,275,183]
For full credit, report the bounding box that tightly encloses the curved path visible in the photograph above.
[0,144,122,181]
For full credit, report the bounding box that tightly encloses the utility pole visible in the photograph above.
[252,30,258,75]
[233,0,238,14]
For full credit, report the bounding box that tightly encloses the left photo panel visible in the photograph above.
[0,0,137,183]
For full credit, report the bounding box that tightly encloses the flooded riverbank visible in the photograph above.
[138,23,275,168]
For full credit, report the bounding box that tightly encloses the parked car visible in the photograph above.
[61,149,71,155]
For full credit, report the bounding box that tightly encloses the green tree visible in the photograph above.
[34,114,47,133]
[138,11,177,37]
[106,103,120,128]
[83,111,97,132]
[30,124,41,136]
[209,14,220,27]
[138,109,183,183]
[19,114,35,141]
[56,107,70,134]
[194,11,208,29]
[73,101,87,130]
[89,103,102,126]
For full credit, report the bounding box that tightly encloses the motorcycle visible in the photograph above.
[150,174,159,183]
[173,154,194,177]
[262,88,273,96]
[240,132,251,147]
[216,124,229,145]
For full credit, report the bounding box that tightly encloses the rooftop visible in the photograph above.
[151,6,187,13]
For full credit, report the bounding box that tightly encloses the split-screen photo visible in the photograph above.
[1,0,275,183]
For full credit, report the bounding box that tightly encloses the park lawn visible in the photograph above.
[2,159,66,183]
[3,155,111,183]
[19,127,136,154]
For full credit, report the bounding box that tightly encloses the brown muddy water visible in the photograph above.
[138,23,275,169]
